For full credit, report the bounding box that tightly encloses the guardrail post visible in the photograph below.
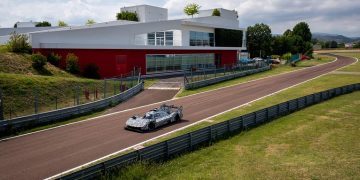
[165,141,169,159]
[0,88,3,120]
[227,120,231,135]
[209,126,213,144]
[188,133,193,151]
[77,86,80,105]
[265,108,269,122]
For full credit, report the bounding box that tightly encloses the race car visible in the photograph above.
[125,104,183,132]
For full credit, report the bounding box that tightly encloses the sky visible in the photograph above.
[0,0,359,37]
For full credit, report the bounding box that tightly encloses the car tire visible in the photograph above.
[148,122,156,130]
[175,115,181,122]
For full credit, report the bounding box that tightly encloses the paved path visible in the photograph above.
[148,77,183,90]
[0,54,355,180]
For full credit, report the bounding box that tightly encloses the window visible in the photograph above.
[165,31,173,46]
[147,33,155,45]
[147,31,173,46]
[146,54,215,74]
[189,31,214,47]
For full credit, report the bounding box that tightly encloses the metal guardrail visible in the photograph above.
[59,83,360,179]
[0,82,144,134]
[185,66,271,90]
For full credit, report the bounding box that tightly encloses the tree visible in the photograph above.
[329,41,338,48]
[66,53,80,74]
[86,19,96,25]
[292,22,312,42]
[116,11,139,21]
[184,3,201,18]
[6,32,32,53]
[47,52,61,66]
[212,9,221,16]
[353,42,360,48]
[246,23,272,58]
[31,53,47,69]
[36,21,51,27]
[283,29,292,36]
[58,20,68,27]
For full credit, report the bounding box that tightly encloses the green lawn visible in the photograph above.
[176,54,334,97]
[112,52,360,179]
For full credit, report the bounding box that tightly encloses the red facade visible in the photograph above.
[33,48,237,78]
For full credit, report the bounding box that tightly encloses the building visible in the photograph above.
[31,5,246,78]
[0,21,60,45]
[15,21,39,28]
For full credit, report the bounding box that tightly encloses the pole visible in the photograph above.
[34,89,38,114]
[120,75,123,92]
[77,86,80,105]
[0,89,4,120]
[103,79,107,98]
[55,96,58,110]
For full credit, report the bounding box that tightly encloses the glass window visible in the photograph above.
[147,32,155,45]
[189,31,214,47]
[146,54,215,74]
[165,31,173,46]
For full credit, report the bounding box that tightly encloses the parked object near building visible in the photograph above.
[125,104,183,132]
[31,5,247,78]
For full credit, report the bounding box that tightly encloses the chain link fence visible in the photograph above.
[184,61,269,84]
[0,70,140,121]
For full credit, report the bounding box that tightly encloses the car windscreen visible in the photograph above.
[143,113,153,119]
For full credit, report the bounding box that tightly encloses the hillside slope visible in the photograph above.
[0,48,118,119]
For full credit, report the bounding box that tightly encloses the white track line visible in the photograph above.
[47,56,358,179]
[0,55,344,142]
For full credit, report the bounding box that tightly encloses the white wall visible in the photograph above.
[121,5,167,22]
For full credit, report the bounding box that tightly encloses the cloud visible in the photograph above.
[0,0,359,36]
[164,0,360,36]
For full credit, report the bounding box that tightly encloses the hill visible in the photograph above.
[0,46,111,120]
[312,32,360,43]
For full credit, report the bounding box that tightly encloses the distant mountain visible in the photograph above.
[312,33,360,43]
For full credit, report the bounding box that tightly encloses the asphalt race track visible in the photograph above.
[0,54,355,180]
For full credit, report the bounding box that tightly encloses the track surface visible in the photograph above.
[105,89,178,114]
[0,55,355,180]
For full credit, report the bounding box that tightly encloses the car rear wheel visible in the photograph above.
[148,122,156,130]
[175,115,181,122]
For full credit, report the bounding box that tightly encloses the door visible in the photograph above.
[116,55,127,75]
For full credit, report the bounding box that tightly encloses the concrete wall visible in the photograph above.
[121,5,168,22]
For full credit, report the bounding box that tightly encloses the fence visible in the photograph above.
[184,62,270,90]
[1,70,140,121]
[0,81,144,134]
[58,83,360,179]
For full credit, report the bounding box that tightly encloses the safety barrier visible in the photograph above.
[0,82,144,134]
[185,66,271,90]
[58,83,360,179]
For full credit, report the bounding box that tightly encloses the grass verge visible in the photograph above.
[176,54,334,97]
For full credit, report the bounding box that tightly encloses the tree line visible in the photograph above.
[246,22,313,58]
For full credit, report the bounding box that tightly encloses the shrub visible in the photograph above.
[116,11,139,22]
[83,63,100,79]
[212,9,221,16]
[47,53,61,66]
[66,53,80,74]
[281,52,292,61]
[31,53,47,69]
[6,32,32,53]
[36,21,51,27]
